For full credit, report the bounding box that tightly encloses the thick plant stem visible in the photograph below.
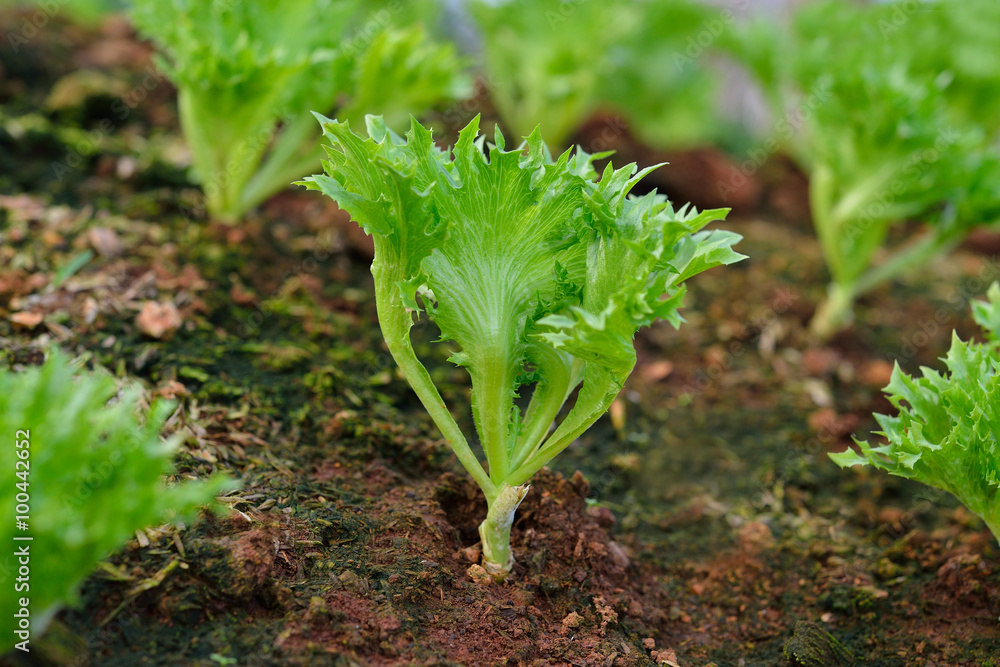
[372,268,496,501]
[810,233,954,340]
[810,282,856,340]
[478,483,530,581]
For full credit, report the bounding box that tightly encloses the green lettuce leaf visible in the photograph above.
[301,114,744,497]
[831,283,1000,541]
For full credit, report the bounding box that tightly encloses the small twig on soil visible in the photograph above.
[100,559,181,627]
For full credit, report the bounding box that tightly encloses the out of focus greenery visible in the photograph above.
[6,0,1000,340]
[0,350,234,653]
[0,0,126,25]
[129,0,468,222]
[470,0,729,149]
[731,0,1000,338]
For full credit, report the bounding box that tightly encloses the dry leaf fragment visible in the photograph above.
[154,380,189,400]
[88,226,124,258]
[10,311,43,328]
[137,301,181,339]
[650,648,681,666]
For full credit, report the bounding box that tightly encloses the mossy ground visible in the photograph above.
[1,10,999,666]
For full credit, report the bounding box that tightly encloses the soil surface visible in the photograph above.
[2,11,999,667]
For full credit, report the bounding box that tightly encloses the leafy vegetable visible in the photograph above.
[831,282,1000,542]
[603,0,739,150]
[0,350,234,653]
[300,114,744,578]
[731,0,1000,338]
[470,0,726,150]
[892,0,1000,138]
[469,0,634,148]
[130,0,467,222]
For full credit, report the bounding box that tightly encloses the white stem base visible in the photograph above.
[477,484,530,581]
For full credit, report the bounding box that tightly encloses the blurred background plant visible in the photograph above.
[127,0,469,223]
[0,350,234,653]
[730,0,1000,339]
[468,0,731,150]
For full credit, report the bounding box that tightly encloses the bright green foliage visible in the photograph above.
[731,0,1000,338]
[603,0,736,150]
[894,0,1000,138]
[9,0,126,25]
[470,0,725,149]
[0,351,234,652]
[831,283,1000,542]
[300,115,744,576]
[130,0,467,222]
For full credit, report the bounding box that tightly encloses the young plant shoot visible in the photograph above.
[831,283,1000,542]
[301,115,744,579]
[0,350,234,652]
[131,0,467,223]
[731,0,1000,339]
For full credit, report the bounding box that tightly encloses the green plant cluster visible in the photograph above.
[130,0,468,222]
[0,351,234,653]
[14,0,1000,603]
[301,114,744,577]
[470,0,728,149]
[731,0,1000,338]
[831,283,1000,542]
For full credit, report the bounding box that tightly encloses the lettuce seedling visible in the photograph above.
[470,0,725,150]
[731,0,1000,339]
[0,350,234,652]
[300,115,744,579]
[130,0,467,223]
[831,283,1000,542]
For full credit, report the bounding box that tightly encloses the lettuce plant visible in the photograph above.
[895,0,1000,140]
[732,0,1000,339]
[831,283,1000,541]
[469,0,724,150]
[0,350,234,653]
[602,0,735,151]
[469,0,636,148]
[130,0,467,223]
[300,115,744,579]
